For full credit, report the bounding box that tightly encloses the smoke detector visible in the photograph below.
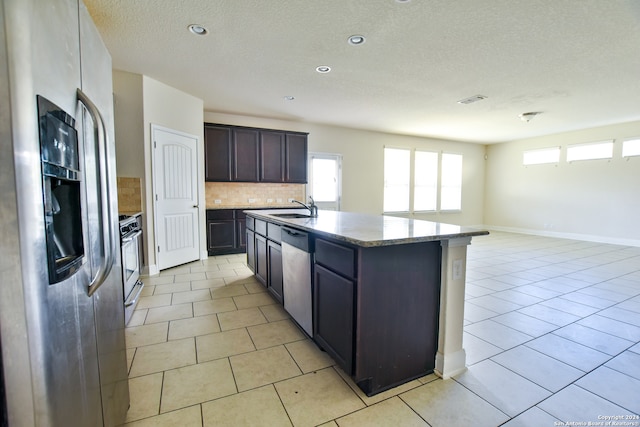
[519,112,541,122]
[457,95,487,105]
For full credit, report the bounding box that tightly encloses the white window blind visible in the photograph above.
[440,153,462,210]
[383,148,410,212]
[414,151,438,211]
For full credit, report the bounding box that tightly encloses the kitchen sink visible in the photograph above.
[271,213,313,219]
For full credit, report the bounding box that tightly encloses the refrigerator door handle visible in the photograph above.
[78,88,115,296]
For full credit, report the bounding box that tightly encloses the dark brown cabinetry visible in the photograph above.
[260,131,284,182]
[314,263,354,373]
[246,228,255,271]
[285,133,308,183]
[204,125,259,182]
[314,236,442,396]
[255,232,268,286]
[314,238,356,374]
[267,240,283,304]
[204,123,308,183]
[249,218,283,299]
[204,126,232,181]
[206,209,247,255]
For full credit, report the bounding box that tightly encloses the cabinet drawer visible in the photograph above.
[315,238,356,279]
[207,209,234,220]
[267,222,282,243]
[255,219,267,236]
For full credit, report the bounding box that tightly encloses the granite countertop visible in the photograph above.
[245,209,489,247]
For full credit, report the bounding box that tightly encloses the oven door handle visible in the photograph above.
[78,89,115,297]
[122,230,142,244]
[124,280,144,307]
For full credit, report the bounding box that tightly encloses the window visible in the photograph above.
[308,153,342,211]
[383,148,463,213]
[441,153,462,210]
[622,138,640,157]
[383,148,410,212]
[566,140,613,162]
[414,151,438,211]
[523,147,560,165]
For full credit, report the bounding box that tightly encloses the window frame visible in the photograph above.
[566,140,614,162]
[382,147,463,214]
[523,146,561,166]
[622,138,640,158]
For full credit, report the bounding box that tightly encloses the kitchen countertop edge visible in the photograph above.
[245,209,489,247]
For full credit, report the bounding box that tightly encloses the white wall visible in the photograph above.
[113,71,204,274]
[113,71,144,177]
[204,112,486,226]
[142,76,205,273]
[485,120,640,245]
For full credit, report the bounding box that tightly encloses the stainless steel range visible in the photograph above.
[119,215,144,324]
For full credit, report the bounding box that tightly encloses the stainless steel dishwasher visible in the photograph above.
[281,226,314,336]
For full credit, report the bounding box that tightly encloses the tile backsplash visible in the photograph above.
[205,182,305,208]
[117,177,142,213]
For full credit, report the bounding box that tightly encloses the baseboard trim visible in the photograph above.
[482,225,640,248]
[143,264,160,276]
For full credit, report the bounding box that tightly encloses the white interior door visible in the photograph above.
[152,125,200,270]
[308,153,342,211]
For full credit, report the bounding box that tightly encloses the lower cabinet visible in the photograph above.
[267,240,283,304]
[313,263,354,374]
[207,209,246,255]
[255,233,268,286]
[246,228,255,271]
[207,219,235,253]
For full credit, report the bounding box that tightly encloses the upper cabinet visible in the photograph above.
[205,123,308,183]
[260,130,285,182]
[285,133,307,183]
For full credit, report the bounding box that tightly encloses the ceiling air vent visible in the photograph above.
[457,95,487,105]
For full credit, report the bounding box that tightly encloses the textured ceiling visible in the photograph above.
[85,0,640,143]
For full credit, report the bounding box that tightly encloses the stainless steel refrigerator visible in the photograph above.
[0,0,129,425]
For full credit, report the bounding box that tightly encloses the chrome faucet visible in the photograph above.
[292,196,318,217]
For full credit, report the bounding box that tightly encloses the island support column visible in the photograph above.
[435,236,472,379]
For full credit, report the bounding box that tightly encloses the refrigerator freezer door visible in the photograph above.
[0,1,129,425]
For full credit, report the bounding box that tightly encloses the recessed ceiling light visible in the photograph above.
[348,35,366,45]
[188,24,208,36]
[284,96,295,101]
[396,0,411,3]
[316,66,331,73]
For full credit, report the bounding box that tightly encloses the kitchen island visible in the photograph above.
[245,209,488,396]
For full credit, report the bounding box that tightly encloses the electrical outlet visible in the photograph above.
[453,259,463,280]
[276,198,283,203]
[267,198,274,203]
[288,198,295,203]
[214,199,222,204]
[248,198,256,203]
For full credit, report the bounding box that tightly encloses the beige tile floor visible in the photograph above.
[123,232,640,426]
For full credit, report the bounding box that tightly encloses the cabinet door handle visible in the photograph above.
[193,205,199,208]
